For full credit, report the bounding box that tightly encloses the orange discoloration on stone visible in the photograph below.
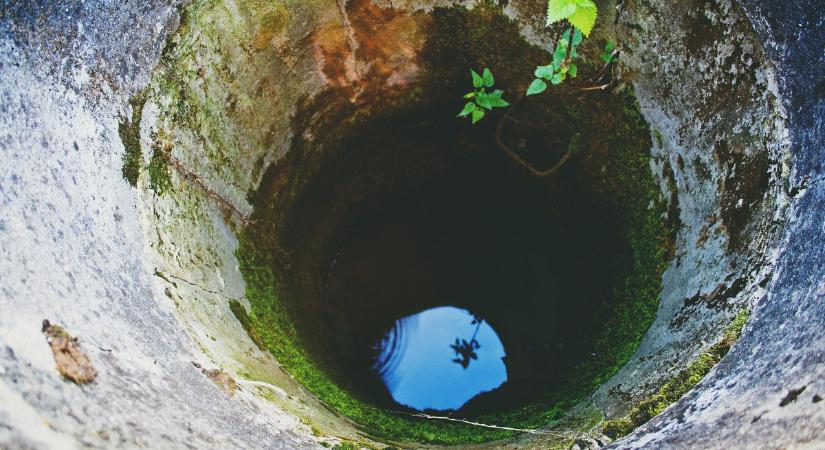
[313,0,430,101]
[202,367,240,396]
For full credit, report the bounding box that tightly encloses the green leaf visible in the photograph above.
[482,68,495,88]
[535,64,555,79]
[551,73,563,85]
[568,62,578,78]
[526,78,548,95]
[458,102,476,117]
[546,0,578,26]
[476,91,493,110]
[601,41,616,62]
[553,40,568,66]
[489,90,509,107]
[471,69,483,88]
[572,28,584,46]
[471,108,485,124]
[568,0,598,36]
[604,41,615,53]
[463,92,476,99]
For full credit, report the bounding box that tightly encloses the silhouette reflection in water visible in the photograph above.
[372,306,507,411]
[450,314,484,369]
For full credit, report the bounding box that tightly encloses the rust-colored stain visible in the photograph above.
[313,0,430,101]
[42,320,97,384]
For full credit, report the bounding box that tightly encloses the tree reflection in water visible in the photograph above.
[450,315,484,369]
[372,307,507,411]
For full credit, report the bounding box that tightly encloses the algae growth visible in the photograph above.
[149,0,679,445]
[235,6,676,444]
[119,91,148,187]
[601,309,751,439]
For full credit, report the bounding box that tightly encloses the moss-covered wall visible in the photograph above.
[126,0,791,447]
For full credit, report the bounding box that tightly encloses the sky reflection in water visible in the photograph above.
[373,306,507,411]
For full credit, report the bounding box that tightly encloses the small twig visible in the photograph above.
[578,82,613,92]
[237,379,291,399]
[167,155,253,225]
[614,0,624,25]
[157,270,246,302]
[496,95,575,178]
[589,48,621,85]
[382,408,608,442]
[380,409,568,436]
[469,320,482,343]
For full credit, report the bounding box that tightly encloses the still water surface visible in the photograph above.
[372,306,507,411]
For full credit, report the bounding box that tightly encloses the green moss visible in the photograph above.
[147,140,173,195]
[237,85,672,438]
[237,238,510,444]
[119,91,148,186]
[557,90,671,411]
[118,89,172,194]
[602,309,751,439]
[228,300,266,350]
[42,321,72,340]
[653,129,664,148]
[234,3,675,444]
[331,441,383,450]
[331,442,359,450]
[174,0,684,444]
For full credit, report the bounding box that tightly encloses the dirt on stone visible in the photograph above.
[42,319,97,384]
[202,367,239,396]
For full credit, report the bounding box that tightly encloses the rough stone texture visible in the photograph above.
[610,0,825,448]
[590,0,792,418]
[0,0,823,449]
[0,1,318,449]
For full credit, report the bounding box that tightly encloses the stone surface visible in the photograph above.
[590,0,792,419]
[609,0,825,448]
[0,2,317,449]
[0,0,823,449]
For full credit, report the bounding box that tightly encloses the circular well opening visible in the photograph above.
[238,3,676,444]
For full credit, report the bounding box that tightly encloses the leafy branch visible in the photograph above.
[527,0,599,95]
[455,0,619,177]
[546,0,598,36]
[527,27,583,95]
[458,68,510,124]
[580,41,621,91]
[601,40,617,63]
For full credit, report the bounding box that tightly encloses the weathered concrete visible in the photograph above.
[0,1,318,448]
[1,0,823,448]
[607,0,825,447]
